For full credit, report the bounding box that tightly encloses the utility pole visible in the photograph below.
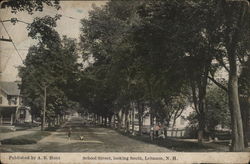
[41,85,47,131]
[0,36,12,42]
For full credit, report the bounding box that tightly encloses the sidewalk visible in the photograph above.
[172,138,229,151]
[0,127,40,140]
[171,138,250,151]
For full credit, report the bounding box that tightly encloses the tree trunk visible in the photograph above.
[117,114,121,129]
[240,97,249,147]
[48,119,51,128]
[150,111,154,140]
[172,118,176,129]
[221,0,248,152]
[31,114,34,123]
[56,114,59,125]
[121,110,125,129]
[197,87,207,143]
[104,116,107,127]
[197,112,205,143]
[53,118,56,127]
[125,110,129,133]
[138,103,143,136]
[138,113,142,135]
[41,86,46,131]
[101,116,103,125]
[108,115,112,127]
[164,127,168,139]
[131,103,135,134]
[228,52,244,152]
[191,81,207,143]
[114,114,117,128]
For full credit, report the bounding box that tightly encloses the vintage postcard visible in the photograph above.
[0,0,250,163]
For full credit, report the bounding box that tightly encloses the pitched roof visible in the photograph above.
[0,81,20,96]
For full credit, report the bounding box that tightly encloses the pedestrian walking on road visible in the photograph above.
[68,127,72,141]
[150,126,154,141]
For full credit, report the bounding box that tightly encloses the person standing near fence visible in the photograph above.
[68,127,72,141]
[155,123,160,137]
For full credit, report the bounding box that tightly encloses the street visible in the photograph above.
[0,116,172,152]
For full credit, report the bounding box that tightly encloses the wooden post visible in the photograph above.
[113,115,116,128]
[41,86,47,131]
[132,104,135,134]
[0,115,2,125]
[10,113,13,125]
[164,128,168,138]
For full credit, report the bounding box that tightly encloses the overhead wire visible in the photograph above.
[0,8,81,87]
[0,18,24,63]
[0,19,45,89]
[43,8,81,20]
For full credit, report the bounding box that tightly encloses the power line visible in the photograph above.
[1,48,29,51]
[0,19,45,91]
[0,18,24,63]
[43,8,81,20]
[0,18,30,25]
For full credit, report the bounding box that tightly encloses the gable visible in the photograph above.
[0,81,20,96]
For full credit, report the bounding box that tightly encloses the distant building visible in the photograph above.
[112,105,194,137]
[170,106,193,129]
[139,106,193,137]
[0,81,31,125]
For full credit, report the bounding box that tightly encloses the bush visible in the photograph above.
[0,127,15,133]
[0,131,50,145]
[1,138,36,145]
[183,126,197,139]
[14,122,40,128]
[45,125,60,131]
[214,131,231,140]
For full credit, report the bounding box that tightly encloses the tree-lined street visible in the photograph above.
[1,116,235,152]
[0,0,250,153]
[1,116,173,152]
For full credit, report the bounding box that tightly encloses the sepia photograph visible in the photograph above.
[0,0,250,163]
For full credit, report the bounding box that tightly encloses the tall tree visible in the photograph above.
[215,0,249,151]
[1,0,60,14]
[19,15,80,130]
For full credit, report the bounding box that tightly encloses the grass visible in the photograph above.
[118,131,216,152]
[15,127,31,131]
[44,125,60,131]
[0,127,15,133]
[1,131,50,145]
[213,140,230,146]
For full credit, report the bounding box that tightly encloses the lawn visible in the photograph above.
[119,131,220,152]
[1,131,50,145]
[0,127,15,133]
[44,125,60,131]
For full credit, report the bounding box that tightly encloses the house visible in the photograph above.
[111,105,194,137]
[0,81,31,125]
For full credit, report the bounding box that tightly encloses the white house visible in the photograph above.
[110,105,194,137]
[0,81,31,125]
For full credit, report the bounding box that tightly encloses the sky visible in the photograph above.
[0,1,107,82]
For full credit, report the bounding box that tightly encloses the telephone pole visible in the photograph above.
[41,85,47,131]
[0,36,12,42]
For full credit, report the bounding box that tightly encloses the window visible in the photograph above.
[7,95,11,105]
[20,110,25,118]
[14,97,17,105]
